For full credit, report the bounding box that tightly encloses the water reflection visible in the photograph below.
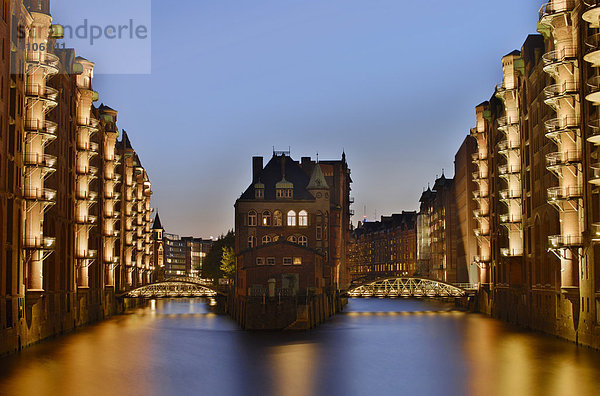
[0,298,599,396]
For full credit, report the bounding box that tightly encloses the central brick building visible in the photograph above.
[232,151,352,329]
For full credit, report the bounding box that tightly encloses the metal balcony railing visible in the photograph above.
[586,75,600,104]
[26,51,60,69]
[24,153,57,169]
[497,116,519,130]
[26,84,59,103]
[24,187,56,202]
[545,150,581,168]
[583,1,600,26]
[25,119,58,138]
[548,234,583,248]
[500,248,523,257]
[23,236,56,250]
[544,116,579,137]
[542,46,577,68]
[547,186,583,200]
[498,164,521,176]
[499,214,522,224]
[543,81,579,105]
[499,189,522,200]
[590,164,600,184]
[539,0,575,21]
[497,140,520,153]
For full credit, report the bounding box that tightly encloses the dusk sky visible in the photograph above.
[51,0,541,238]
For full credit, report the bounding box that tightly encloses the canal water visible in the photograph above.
[1,299,600,396]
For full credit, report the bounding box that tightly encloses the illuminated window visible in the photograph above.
[293,257,302,265]
[287,210,296,226]
[298,235,307,247]
[262,235,272,244]
[262,211,271,226]
[248,211,257,226]
[287,235,298,244]
[273,210,283,226]
[256,257,264,266]
[255,188,264,199]
[283,257,293,265]
[298,210,308,226]
[248,236,256,248]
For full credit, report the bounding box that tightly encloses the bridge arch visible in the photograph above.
[345,277,469,298]
[122,278,222,298]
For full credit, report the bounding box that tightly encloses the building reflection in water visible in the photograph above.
[0,299,600,396]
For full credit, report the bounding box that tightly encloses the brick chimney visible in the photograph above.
[252,156,263,181]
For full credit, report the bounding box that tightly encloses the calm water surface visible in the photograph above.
[1,298,600,396]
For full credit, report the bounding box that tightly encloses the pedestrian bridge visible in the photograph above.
[122,277,223,298]
[345,277,476,298]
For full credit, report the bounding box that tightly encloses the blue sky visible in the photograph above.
[51,0,542,237]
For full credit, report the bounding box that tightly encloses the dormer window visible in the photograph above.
[254,181,265,199]
[276,188,293,199]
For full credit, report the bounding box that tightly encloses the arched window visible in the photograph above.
[287,235,298,244]
[248,236,256,248]
[262,235,272,244]
[287,210,296,226]
[298,210,308,227]
[298,235,308,247]
[273,210,283,226]
[262,210,271,226]
[248,210,257,226]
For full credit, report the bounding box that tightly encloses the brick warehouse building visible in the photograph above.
[232,151,352,329]
[348,212,417,282]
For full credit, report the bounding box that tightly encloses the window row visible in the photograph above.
[248,210,308,227]
[248,235,308,248]
[256,257,302,266]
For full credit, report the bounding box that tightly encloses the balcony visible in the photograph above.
[26,51,59,73]
[547,186,583,201]
[472,171,488,182]
[497,140,520,156]
[77,250,98,260]
[591,222,600,242]
[500,248,523,257]
[544,116,579,139]
[548,234,584,249]
[590,163,600,185]
[543,81,579,108]
[545,150,581,170]
[23,236,56,250]
[24,187,56,203]
[498,164,521,177]
[75,215,98,225]
[474,209,489,219]
[473,190,488,200]
[26,84,59,107]
[588,118,600,144]
[495,84,517,101]
[539,0,575,24]
[474,255,491,263]
[497,116,519,132]
[25,119,58,141]
[474,228,490,238]
[499,189,521,201]
[499,214,522,224]
[586,75,600,104]
[24,153,57,171]
[543,46,577,74]
[583,1,600,29]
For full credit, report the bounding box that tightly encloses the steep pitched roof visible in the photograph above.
[239,154,315,201]
[153,212,163,230]
[306,163,329,190]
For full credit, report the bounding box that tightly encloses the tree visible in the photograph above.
[220,246,235,279]
[202,230,234,279]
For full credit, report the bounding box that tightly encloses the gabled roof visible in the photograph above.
[306,163,329,190]
[239,154,315,201]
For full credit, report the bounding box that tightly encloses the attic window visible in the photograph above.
[276,188,293,199]
[255,188,264,199]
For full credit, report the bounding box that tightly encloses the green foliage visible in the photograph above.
[220,246,236,279]
[202,230,234,280]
